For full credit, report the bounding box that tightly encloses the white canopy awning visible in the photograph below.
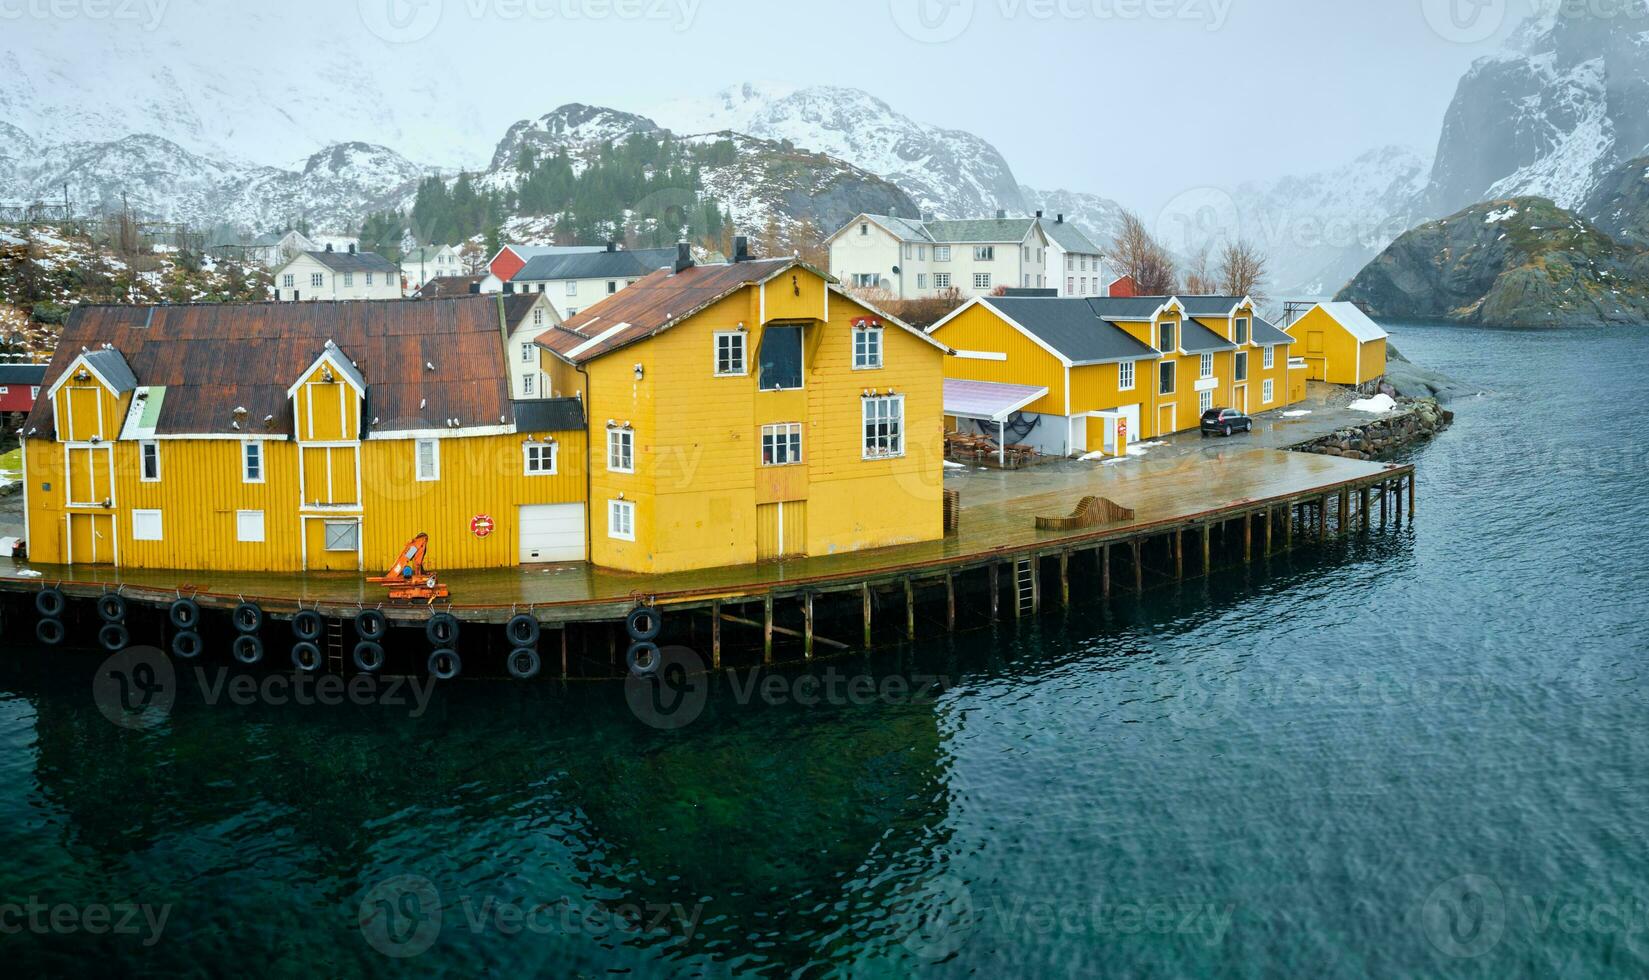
[944,379,1048,424]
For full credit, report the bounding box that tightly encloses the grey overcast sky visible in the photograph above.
[8,0,1544,210]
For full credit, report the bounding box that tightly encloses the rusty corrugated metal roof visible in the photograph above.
[23,296,518,440]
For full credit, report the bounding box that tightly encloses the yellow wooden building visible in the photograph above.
[929,294,1305,455]
[22,295,589,572]
[536,246,952,575]
[1286,302,1388,386]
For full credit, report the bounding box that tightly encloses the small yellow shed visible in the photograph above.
[1287,302,1388,386]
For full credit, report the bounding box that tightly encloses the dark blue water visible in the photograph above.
[2,323,1646,977]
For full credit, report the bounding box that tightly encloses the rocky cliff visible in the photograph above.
[1337,197,1649,327]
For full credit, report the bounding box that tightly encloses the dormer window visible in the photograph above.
[758,325,804,391]
[1158,321,1177,352]
[1235,317,1250,345]
[860,223,869,236]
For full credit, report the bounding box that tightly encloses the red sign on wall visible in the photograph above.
[471,514,495,538]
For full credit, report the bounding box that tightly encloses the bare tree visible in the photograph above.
[459,242,488,275]
[1218,239,1269,301]
[1110,209,1177,295]
[1183,245,1218,295]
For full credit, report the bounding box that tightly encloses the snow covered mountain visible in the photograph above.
[1424,1,1649,213]
[1018,186,1131,247]
[652,83,1029,220]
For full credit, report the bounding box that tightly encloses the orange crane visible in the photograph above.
[368,533,450,603]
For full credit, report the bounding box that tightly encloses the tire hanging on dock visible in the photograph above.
[507,648,540,680]
[291,642,323,673]
[35,618,65,647]
[353,642,385,674]
[233,603,263,634]
[292,610,324,642]
[426,614,460,647]
[625,607,661,642]
[626,641,661,678]
[171,631,203,659]
[169,598,201,630]
[232,635,264,665]
[506,614,540,647]
[98,623,130,652]
[355,610,387,642]
[428,648,461,681]
[36,588,66,619]
[97,593,127,623]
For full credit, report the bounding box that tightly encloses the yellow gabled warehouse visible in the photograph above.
[21,294,590,572]
[1286,302,1389,386]
[537,246,953,575]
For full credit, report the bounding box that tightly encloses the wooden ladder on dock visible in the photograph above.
[326,618,346,673]
[1014,558,1038,617]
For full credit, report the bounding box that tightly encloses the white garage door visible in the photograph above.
[519,504,584,563]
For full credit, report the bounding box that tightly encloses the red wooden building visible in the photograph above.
[0,363,45,415]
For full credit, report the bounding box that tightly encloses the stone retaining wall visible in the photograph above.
[1291,398,1454,461]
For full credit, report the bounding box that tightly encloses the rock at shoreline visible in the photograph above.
[1293,397,1453,460]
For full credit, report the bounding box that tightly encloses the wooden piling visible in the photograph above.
[1319,496,1329,542]
[1243,512,1252,562]
[764,594,774,663]
[1202,525,1212,574]
[1131,540,1143,593]
[1284,503,1294,551]
[905,578,915,640]
[803,592,814,659]
[945,573,956,631]
[989,565,1000,623]
[863,583,873,649]
[711,599,722,668]
[1101,544,1111,598]
[1408,472,1416,517]
[1360,487,1371,531]
[1174,530,1184,580]
[1059,552,1070,607]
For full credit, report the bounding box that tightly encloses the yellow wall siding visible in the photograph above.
[1359,339,1387,384]
[586,277,945,575]
[54,380,125,443]
[929,303,1067,416]
[25,430,588,572]
[1286,307,1376,385]
[295,367,360,443]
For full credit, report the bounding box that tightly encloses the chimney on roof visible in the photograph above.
[469,282,481,294]
[673,241,693,275]
[995,209,1006,220]
[1057,213,1065,224]
[1035,210,1043,219]
[923,212,936,223]
[325,243,334,252]
[606,240,618,252]
[348,243,357,254]
[733,235,751,262]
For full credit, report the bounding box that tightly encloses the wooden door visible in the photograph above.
[757,501,806,561]
[68,513,114,565]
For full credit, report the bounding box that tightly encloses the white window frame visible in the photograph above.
[1234,316,1250,345]
[761,423,804,467]
[131,509,163,542]
[853,326,884,370]
[1234,351,1249,383]
[608,499,636,542]
[1158,322,1176,353]
[343,272,354,287]
[523,441,557,476]
[934,246,951,262]
[139,440,160,482]
[523,375,535,397]
[973,246,994,262]
[933,272,951,289]
[1200,353,1214,380]
[607,427,634,473]
[282,274,295,288]
[415,439,440,482]
[862,395,905,460]
[532,309,544,327]
[973,273,992,290]
[916,273,928,289]
[242,441,265,484]
[366,272,375,286]
[1263,345,1275,369]
[1118,360,1135,391]
[310,272,324,288]
[1263,379,1275,404]
[323,520,359,553]
[236,510,265,543]
[565,281,578,297]
[1200,390,1214,413]
[714,331,747,376]
[521,342,535,364]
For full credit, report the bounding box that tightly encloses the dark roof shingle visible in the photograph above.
[305,249,398,274]
[514,248,676,283]
[981,297,1161,364]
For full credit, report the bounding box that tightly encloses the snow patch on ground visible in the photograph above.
[1348,393,1398,413]
[1281,410,1313,417]
[1079,440,1165,463]
[1484,207,1519,224]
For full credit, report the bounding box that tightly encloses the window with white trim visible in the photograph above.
[853,326,883,369]
[343,272,354,287]
[974,246,994,262]
[715,331,747,376]
[1158,322,1176,352]
[367,272,376,286]
[324,521,358,552]
[1200,353,1214,379]
[1118,360,1135,391]
[851,273,880,289]
[242,441,264,483]
[415,439,439,481]
[916,273,928,289]
[1234,317,1250,345]
[933,273,951,289]
[310,273,324,288]
[761,423,803,466]
[1263,345,1275,369]
[521,342,535,363]
[533,309,544,327]
[1159,360,1176,396]
[1067,277,1075,294]
[609,499,636,541]
[282,274,295,288]
[140,441,160,482]
[132,509,163,542]
[1200,390,1214,413]
[1234,351,1249,382]
[973,273,992,290]
[523,375,535,397]
[236,510,265,543]
[523,441,557,475]
[607,427,634,473]
[1263,379,1275,404]
[566,281,577,296]
[934,246,951,262]
[862,395,904,459]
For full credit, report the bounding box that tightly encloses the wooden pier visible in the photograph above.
[0,448,1416,679]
